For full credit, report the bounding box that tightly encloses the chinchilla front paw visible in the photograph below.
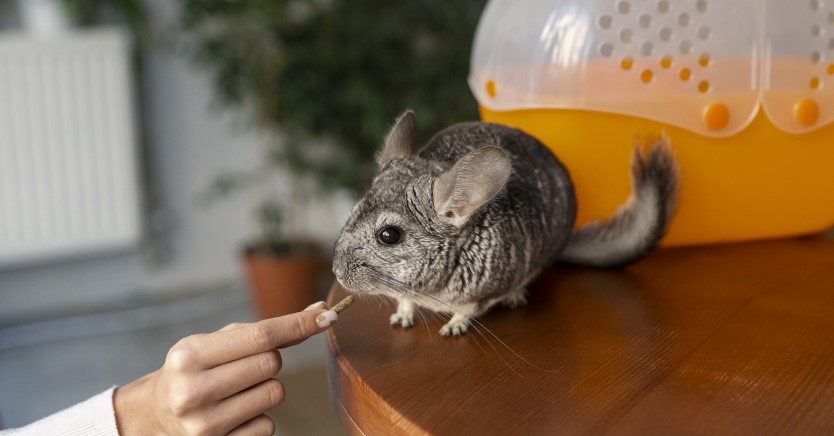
[390,311,415,328]
[440,316,470,336]
[391,300,416,328]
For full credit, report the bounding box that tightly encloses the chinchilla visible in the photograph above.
[332,110,678,335]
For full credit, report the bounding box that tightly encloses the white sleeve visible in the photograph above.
[0,387,119,435]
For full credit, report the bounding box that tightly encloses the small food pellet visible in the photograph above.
[332,295,354,314]
[316,295,354,327]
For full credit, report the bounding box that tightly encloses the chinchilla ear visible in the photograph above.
[376,110,416,168]
[433,146,512,227]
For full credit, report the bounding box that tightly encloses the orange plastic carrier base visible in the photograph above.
[480,106,834,246]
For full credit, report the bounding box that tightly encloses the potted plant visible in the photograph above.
[67,0,489,318]
[241,201,327,319]
[196,141,332,318]
[176,0,488,318]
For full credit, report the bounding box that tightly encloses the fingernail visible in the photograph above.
[315,310,338,328]
[305,301,326,311]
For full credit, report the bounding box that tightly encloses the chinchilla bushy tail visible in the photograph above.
[559,137,679,268]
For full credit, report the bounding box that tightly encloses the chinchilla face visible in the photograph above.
[332,157,455,300]
[333,110,513,303]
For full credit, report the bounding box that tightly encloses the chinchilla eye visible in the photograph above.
[376,227,402,245]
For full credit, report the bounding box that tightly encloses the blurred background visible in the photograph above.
[0,0,486,432]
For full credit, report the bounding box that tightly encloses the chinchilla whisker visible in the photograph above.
[347,288,388,313]
[366,267,551,374]
[430,296,532,375]
[371,270,501,340]
[421,300,520,374]
[469,317,558,374]
[401,289,519,370]
[382,280,440,340]
[409,291,506,367]
[411,289,556,374]
[364,268,402,290]
[364,268,531,374]
[414,306,434,339]
[462,322,509,369]
[366,270,476,345]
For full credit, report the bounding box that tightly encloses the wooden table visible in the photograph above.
[326,233,834,435]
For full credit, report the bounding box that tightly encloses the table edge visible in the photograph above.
[325,285,430,436]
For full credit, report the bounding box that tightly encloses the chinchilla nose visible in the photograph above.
[332,238,363,280]
[332,251,348,279]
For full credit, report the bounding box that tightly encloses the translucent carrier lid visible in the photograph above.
[469,0,834,136]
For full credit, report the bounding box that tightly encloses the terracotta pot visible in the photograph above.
[243,252,327,319]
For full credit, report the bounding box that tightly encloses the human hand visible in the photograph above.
[113,301,337,435]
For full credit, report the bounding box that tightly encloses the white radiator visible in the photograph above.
[0,29,141,268]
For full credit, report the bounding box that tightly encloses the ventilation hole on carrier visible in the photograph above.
[812,25,823,38]
[620,28,634,43]
[641,69,654,83]
[794,98,820,126]
[600,43,615,57]
[658,1,670,13]
[485,80,497,98]
[698,26,712,40]
[659,27,673,41]
[828,63,834,75]
[829,38,834,49]
[698,54,711,67]
[621,57,635,70]
[641,42,654,56]
[680,68,692,81]
[703,103,730,131]
[698,80,711,93]
[660,55,673,68]
[696,0,708,13]
[598,14,613,29]
[811,0,823,11]
[680,40,693,54]
[678,12,691,27]
[618,1,631,14]
[810,76,821,89]
[639,14,652,28]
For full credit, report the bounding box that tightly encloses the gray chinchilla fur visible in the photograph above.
[332,110,678,335]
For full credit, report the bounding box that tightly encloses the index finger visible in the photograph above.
[200,308,332,368]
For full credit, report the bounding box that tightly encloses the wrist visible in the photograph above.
[114,371,161,435]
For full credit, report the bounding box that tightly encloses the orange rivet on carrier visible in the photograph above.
[485,80,497,98]
[793,98,819,127]
[703,102,730,131]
